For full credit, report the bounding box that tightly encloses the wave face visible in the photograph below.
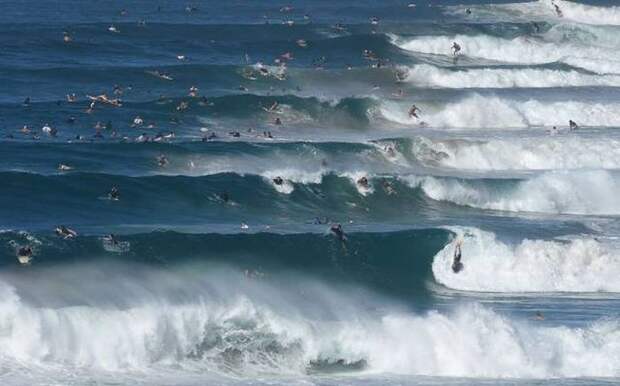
[411,135,620,170]
[433,227,620,292]
[379,94,620,129]
[6,0,620,384]
[404,171,620,215]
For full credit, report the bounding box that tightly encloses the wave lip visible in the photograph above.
[433,227,620,292]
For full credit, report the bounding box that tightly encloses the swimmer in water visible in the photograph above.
[408,104,421,119]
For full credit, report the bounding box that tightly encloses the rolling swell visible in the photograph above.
[1,228,451,300]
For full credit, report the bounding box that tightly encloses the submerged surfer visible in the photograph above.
[452,240,463,273]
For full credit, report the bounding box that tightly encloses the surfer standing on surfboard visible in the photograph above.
[452,240,463,273]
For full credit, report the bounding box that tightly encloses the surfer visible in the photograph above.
[552,1,563,17]
[189,86,199,97]
[452,240,463,273]
[16,246,33,265]
[330,223,346,242]
[534,311,545,321]
[383,179,396,195]
[408,104,421,119]
[274,117,282,125]
[108,186,120,200]
[58,163,73,171]
[569,120,578,130]
[357,176,370,189]
[452,42,461,56]
[265,101,279,113]
[272,176,284,185]
[217,192,230,203]
[102,234,119,246]
[157,154,168,167]
[42,123,57,137]
[132,116,144,127]
[55,225,77,239]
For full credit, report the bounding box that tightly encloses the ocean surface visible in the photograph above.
[2,0,620,384]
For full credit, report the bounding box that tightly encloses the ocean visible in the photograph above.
[2,0,620,384]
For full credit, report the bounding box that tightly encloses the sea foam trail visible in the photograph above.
[391,33,620,74]
[1,272,620,378]
[402,170,620,215]
[380,94,620,129]
[433,227,620,292]
[412,135,620,170]
[403,64,620,88]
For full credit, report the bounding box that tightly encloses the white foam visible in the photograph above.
[403,170,620,215]
[404,64,620,88]
[413,135,620,170]
[1,276,620,378]
[443,0,620,26]
[539,0,620,26]
[379,94,620,129]
[433,227,620,292]
[391,32,620,74]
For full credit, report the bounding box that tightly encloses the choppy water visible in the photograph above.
[2,0,620,385]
